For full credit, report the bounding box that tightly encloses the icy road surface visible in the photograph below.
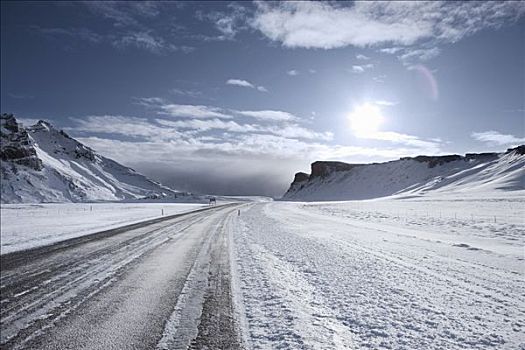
[1,203,243,349]
[1,198,523,349]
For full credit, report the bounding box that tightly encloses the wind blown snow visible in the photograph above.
[231,197,525,349]
[0,203,205,254]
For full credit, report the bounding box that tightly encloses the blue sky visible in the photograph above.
[1,1,524,196]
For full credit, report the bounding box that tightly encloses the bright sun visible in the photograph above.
[347,103,384,136]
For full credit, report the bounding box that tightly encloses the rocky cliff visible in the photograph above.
[310,161,363,178]
[283,147,525,201]
[1,114,43,171]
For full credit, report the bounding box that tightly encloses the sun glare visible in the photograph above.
[347,103,384,136]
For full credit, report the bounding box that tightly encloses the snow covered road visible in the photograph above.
[233,200,524,349]
[1,199,523,349]
[1,203,243,349]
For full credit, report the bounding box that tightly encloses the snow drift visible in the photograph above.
[1,114,199,203]
[282,146,525,201]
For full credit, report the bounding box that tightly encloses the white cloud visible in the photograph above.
[70,108,331,142]
[226,78,267,92]
[135,98,308,125]
[238,110,298,122]
[471,131,525,146]
[349,127,442,155]
[77,134,299,164]
[372,74,387,83]
[252,2,432,49]
[270,125,333,141]
[70,113,333,163]
[315,144,440,161]
[134,98,232,119]
[31,25,102,43]
[84,2,161,27]
[77,97,445,173]
[398,47,441,64]
[158,117,331,141]
[157,118,260,133]
[215,14,239,40]
[134,96,165,105]
[379,47,402,54]
[226,79,254,88]
[309,69,317,74]
[112,31,183,54]
[128,98,440,156]
[287,69,299,76]
[356,54,370,60]
[198,3,248,41]
[33,3,196,55]
[170,88,202,98]
[159,104,231,119]
[77,133,441,173]
[33,25,193,55]
[350,64,373,73]
[70,112,437,167]
[368,131,441,153]
[70,115,184,140]
[251,1,524,50]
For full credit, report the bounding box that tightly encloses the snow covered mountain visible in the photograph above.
[282,146,525,201]
[1,114,199,203]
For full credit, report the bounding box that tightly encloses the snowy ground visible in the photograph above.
[231,197,525,349]
[1,196,523,349]
[0,202,206,254]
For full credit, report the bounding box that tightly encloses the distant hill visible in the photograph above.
[282,146,525,201]
[1,113,202,203]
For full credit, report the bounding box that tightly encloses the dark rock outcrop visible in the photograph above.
[506,145,525,155]
[310,161,362,178]
[465,152,498,161]
[284,171,310,196]
[0,113,43,171]
[293,172,309,183]
[400,155,461,168]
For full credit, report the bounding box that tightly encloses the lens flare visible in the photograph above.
[411,64,439,101]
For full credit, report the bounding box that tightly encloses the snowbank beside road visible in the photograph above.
[0,203,206,254]
[232,198,524,349]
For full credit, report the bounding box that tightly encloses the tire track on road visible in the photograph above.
[1,204,242,349]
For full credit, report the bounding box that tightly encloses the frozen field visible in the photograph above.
[0,202,206,254]
[232,197,525,349]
